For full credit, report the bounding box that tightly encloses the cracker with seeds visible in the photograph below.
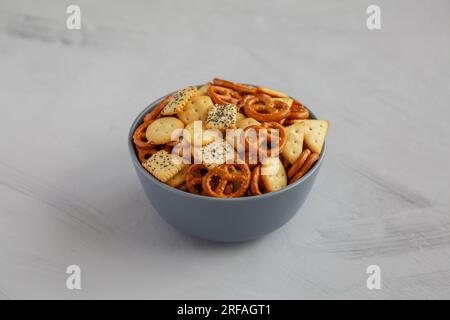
[146,117,184,145]
[142,150,184,182]
[205,104,237,130]
[197,139,235,168]
[282,121,305,164]
[161,86,197,116]
[296,120,329,154]
[260,157,287,192]
[178,95,213,125]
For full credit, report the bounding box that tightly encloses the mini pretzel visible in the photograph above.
[133,120,155,149]
[186,164,209,195]
[136,146,158,162]
[288,100,309,120]
[250,165,264,195]
[144,95,172,122]
[244,122,287,158]
[243,96,290,122]
[213,78,257,94]
[289,152,320,184]
[208,85,242,105]
[202,164,250,198]
[287,149,311,178]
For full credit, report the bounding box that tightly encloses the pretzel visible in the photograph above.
[287,149,311,178]
[243,122,287,158]
[208,85,242,105]
[289,152,320,184]
[288,100,309,120]
[186,164,209,195]
[136,146,158,162]
[250,165,264,195]
[202,164,250,198]
[144,95,172,122]
[133,120,155,149]
[243,96,290,122]
[213,78,257,94]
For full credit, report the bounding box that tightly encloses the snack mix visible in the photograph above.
[133,78,329,198]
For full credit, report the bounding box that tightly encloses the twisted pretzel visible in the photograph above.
[213,78,257,94]
[133,120,155,149]
[250,165,264,195]
[287,149,311,179]
[289,152,320,184]
[243,96,290,122]
[202,164,250,198]
[186,164,209,195]
[144,95,172,122]
[287,100,309,120]
[208,85,242,105]
[244,122,287,159]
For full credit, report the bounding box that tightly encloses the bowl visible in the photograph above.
[128,89,326,242]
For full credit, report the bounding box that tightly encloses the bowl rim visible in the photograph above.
[128,86,327,202]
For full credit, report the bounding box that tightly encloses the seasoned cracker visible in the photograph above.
[282,121,305,164]
[260,157,287,192]
[142,150,184,182]
[205,104,237,130]
[198,139,235,168]
[161,86,197,116]
[146,117,184,145]
[178,95,213,125]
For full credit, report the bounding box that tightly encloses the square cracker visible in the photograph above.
[166,164,189,188]
[161,86,197,116]
[205,104,237,130]
[260,157,287,192]
[282,121,305,164]
[296,120,329,154]
[142,150,184,183]
[197,139,235,168]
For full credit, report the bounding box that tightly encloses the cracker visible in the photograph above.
[260,157,287,192]
[257,86,289,98]
[198,139,235,168]
[146,117,185,145]
[272,97,293,107]
[196,83,211,96]
[236,112,246,123]
[296,120,329,154]
[178,95,213,125]
[142,150,184,182]
[161,86,197,116]
[282,121,305,164]
[166,164,189,187]
[237,117,260,129]
[205,104,237,130]
[184,121,220,146]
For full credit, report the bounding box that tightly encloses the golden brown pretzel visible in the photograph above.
[202,164,250,198]
[288,100,309,120]
[144,95,172,122]
[289,152,320,184]
[208,85,242,105]
[287,149,311,179]
[243,122,287,159]
[186,164,208,195]
[250,165,264,195]
[133,120,155,149]
[213,78,257,94]
[243,96,290,122]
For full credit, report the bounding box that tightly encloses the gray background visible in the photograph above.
[0,0,449,299]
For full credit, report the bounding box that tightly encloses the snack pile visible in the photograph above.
[133,78,329,198]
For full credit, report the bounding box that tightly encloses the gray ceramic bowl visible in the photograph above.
[128,90,326,242]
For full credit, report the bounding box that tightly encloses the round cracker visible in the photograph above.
[184,121,220,146]
[146,117,184,145]
[237,117,261,129]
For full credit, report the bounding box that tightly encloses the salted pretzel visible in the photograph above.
[208,85,242,105]
[186,164,209,195]
[144,95,172,122]
[243,96,290,122]
[289,152,320,184]
[244,122,287,158]
[287,100,309,120]
[250,165,264,195]
[202,164,250,198]
[213,78,257,94]
[287,149,311,179]
[133,120,155,149]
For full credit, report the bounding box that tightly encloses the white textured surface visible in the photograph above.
[0,0,449,299]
